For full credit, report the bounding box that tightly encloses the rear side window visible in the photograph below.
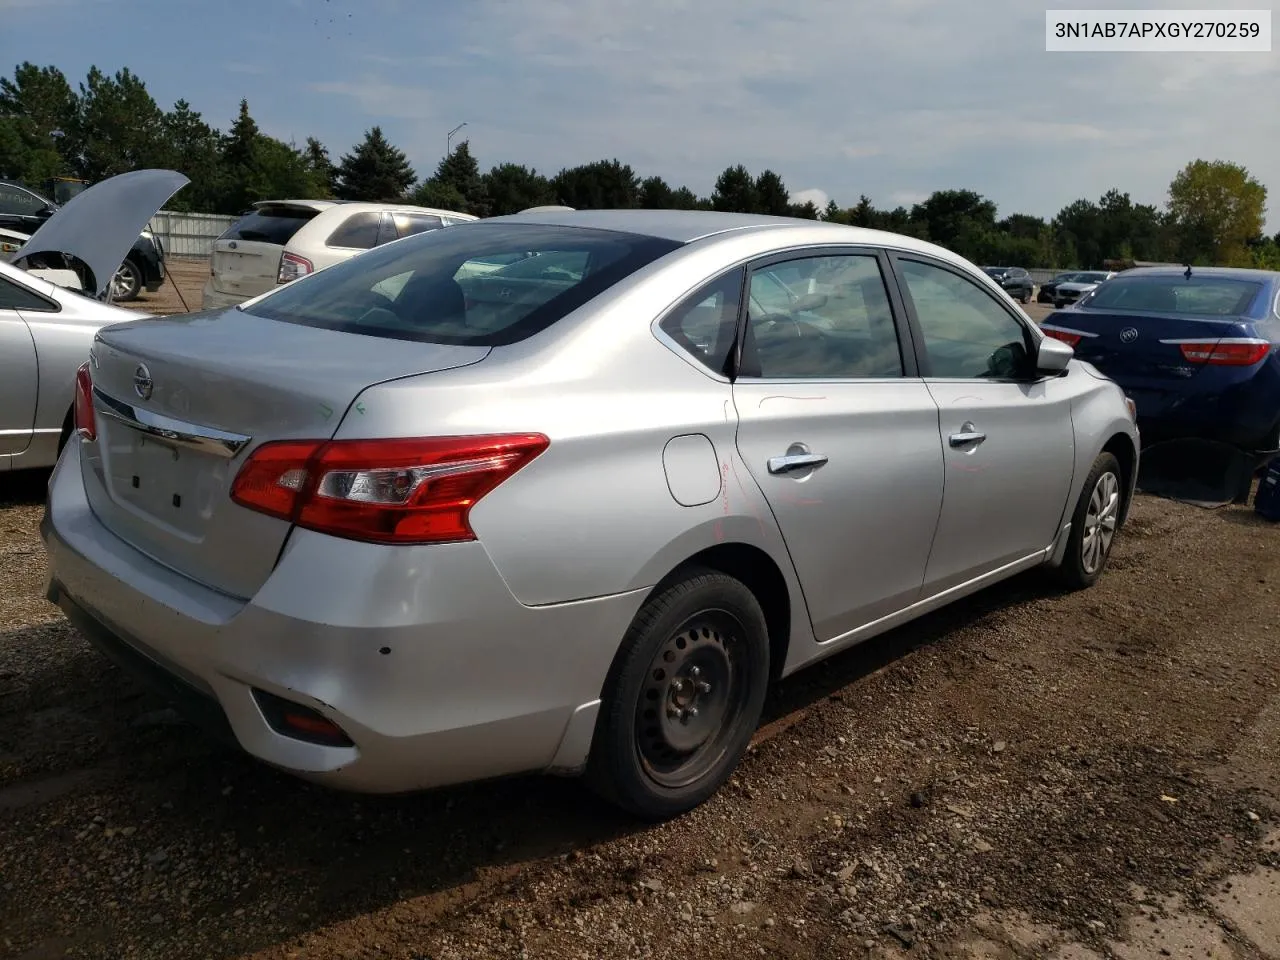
[221,205,320,246]
[245,222,682,347]
[327,212,383,250]
[1084,276,1262,316]
[659,269,743,375]
[0,274,58,312]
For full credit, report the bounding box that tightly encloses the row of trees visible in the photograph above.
[1,61,1276,270]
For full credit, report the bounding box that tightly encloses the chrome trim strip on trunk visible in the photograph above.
[91,387,252,459]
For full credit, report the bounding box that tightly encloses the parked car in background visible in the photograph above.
[1042,266,1279,503]
[1051,270,1116,309]
[1,169,188,472]
[201,200,477,310]
[0,179,168,301]
[1038,271,1111,304]
[982,266,1035,303]
[44,209,1139,820]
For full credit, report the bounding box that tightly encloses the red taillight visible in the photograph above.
[277,251,313,284]
[1176,340,1271,366]
[74,362,96,441]
[1043,328,1082,347]
[230,434,550,544]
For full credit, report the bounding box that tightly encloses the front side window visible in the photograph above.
[742,253,904,379]
[246,221,681,346]
[0,185,47,217]
[395,214,444,239]
[898,258,1032,379]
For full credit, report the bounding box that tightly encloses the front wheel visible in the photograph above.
[1053,452,1123,590]
[110,258,142,301]
[587,569,770,821]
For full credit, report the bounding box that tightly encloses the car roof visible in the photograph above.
[479,208,962,257]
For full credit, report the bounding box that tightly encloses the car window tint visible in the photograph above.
[327,212,382,250]
[0,275,57,312]
[743,254,903,379]
[221,206,319,245]
[245,221,681,347]
[658,269,743,375]
[0,185,46,216]
[899,259,1031,379]
[395,214,444,238]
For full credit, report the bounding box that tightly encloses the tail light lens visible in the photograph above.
[230,434,550,544]
[1175,339,1271,366]
[1043,328,1082,347]
[74,362,96,441]
[277,252,313,284]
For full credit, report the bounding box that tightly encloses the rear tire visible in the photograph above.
[110,258,142,301]
[1053,452,1123,590]
[586,569,770,821]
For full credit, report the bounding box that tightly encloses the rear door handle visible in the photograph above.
[768,452,829,474]
[948,424,986,448]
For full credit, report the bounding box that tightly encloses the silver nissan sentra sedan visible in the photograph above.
[41,210,1139,819]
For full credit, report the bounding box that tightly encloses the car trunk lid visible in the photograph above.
[80,309,489,598]
[210,203,324,300]
[1046,310,1256,418]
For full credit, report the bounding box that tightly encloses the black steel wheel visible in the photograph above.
[588,568,770,820]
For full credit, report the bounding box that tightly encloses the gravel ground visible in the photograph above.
[1,272,1276,958]
[1,476,1277,959]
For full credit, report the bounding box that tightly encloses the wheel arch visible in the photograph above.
[1101,431,1138,526]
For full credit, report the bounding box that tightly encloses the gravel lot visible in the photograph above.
[1,265,1277,960]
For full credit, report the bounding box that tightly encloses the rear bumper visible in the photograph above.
[199,281,249,311]
[41,441,645,793]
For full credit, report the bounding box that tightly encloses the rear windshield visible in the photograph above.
[220,205,321,245]
[1083,275,1263,316]
[244,221,682,346]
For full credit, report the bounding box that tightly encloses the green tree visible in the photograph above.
[482,162,554,215]
[911,189,997,255]
[1167,159,1266,266]
[638,175,674,209]
[551,159,640,209]
[848,195,876,228]
[670,186,704,210]
[408,179,467,211]
[821,198,844,223]
[75,66,169,182]
[711,164,757,213]
[303,137,336,198]
[161,99,222,211]
[334,125,417,201]
[788,200,820,220]
[421,140,488,214]
[0,62,79,183]
[754,169,789,215]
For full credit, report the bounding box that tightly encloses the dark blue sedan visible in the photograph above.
[1041,266,1280,503]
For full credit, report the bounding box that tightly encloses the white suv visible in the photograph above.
[200,200,476,309]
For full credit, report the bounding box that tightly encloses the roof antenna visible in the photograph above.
[1184,263,1193,279]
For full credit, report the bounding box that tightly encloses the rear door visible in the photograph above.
[0,274,43,456]
[732,247,945,641]
[210,203,322,300]
[889,253,1076,594]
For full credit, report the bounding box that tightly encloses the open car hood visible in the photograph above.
[13,169,188,300]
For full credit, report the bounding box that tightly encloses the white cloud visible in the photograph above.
[792,188,830,210]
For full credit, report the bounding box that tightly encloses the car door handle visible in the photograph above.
[948,429,986,448]
[767,452,829,474]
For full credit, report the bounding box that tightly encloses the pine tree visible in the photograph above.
[334,126,416,201]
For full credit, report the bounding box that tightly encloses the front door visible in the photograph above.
[732,249,945,642]
[890,254,1076,595]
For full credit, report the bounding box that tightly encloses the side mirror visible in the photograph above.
[1036,335,1074,374]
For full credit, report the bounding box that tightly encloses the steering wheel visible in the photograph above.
[755,311,804,338]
